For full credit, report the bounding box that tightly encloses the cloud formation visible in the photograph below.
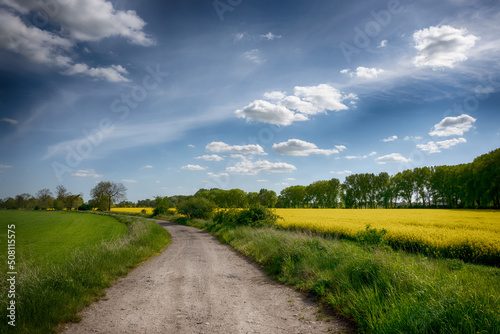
[412,25,478,69]
[0,117,19,125]
[416,138,467,153]
[429,114,476,137]
[382,135,398,142]
[375,153,410,164]
[272,139,341,156]
[206,142,266,155]
[226,160,296,175]
[236,84,357,126]
[195,154,224,162]
[181,164,207,171]
[342,67,385,79]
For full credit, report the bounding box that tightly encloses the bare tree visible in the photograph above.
[36,188,54,209]
[90,181,127,211]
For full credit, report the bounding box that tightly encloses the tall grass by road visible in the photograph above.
[0,211,170,334]
[182,215,500,334]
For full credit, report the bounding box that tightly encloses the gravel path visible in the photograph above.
[62,220,353,333]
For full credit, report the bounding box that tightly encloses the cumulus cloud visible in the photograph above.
[404,136,423,141]
[235,100,308,126]
[330,170,353,175]
[378,40,388,48]
[263,91,287,101]
[376,153,411,164]
[226,160,296,175]
[341,67,385,79]
[207,172,229,178]
[206,142,266,155]
[345,152,376,159]
[429,114,476,137]
[412,25,478,69]
[181,164,207,171]
[417,138,467,153]
[272,139,340,156]
[71,169,103,178]
[382,135,398,142]
[236,84,356,126]
[0,1,154,82]
[0,117,19,125]
[195,154,224,162]
[294,84,354,111]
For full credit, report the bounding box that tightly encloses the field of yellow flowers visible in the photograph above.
[110,207,155,215]
[275,209,500,265]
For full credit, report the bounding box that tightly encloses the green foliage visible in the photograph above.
[177,197,216,219]
[355,225,388,248]
[192,223,500,334]
[0,211,170,333]
[153,195,171,216]
[213,206,279,227]
[78,204,93,211]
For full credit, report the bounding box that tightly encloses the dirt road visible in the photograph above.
[62,221,352,333]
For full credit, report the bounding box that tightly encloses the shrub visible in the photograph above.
[213,206,279,227]
[78,204,93,211]
[356,225,388,248]
[177,197,216,219]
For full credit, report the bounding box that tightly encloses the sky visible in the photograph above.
[0,0,499,202]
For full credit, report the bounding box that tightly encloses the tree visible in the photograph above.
[36,188,54,210]
[258,188,278,208]
[90,181,127,211]
[279,185,307,208]
[177,197,216,219]
[153,195,171,215]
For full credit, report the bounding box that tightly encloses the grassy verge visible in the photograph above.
[181,218,500,334]
[0,212,170,334]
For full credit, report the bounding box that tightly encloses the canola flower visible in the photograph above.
[110,207,155,215]
[276,209,500,265]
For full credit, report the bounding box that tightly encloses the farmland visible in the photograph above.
[276,208,500,265]
[110,207,155,215]
[0,211,170,334]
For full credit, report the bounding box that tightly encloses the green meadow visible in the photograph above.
[0,210,170,334]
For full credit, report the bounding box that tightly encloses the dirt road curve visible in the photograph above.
[62,221,352,334]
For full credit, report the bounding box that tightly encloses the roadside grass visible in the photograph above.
[0,211,170,334]
[180,217,500,334]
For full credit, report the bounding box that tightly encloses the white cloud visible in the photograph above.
[141,165,153,169]
[378,40,388,48]
[257,179,268,182]
[233,32,247,41]
[226,160,296,175]
[181,164,207,171]
[2,0,155,46]
[235,100,308,126]
[416,138,467,153]
[260,32,282,40]
[279,96,323,115]
[243,49,265,64]
[286,177,296,181]
[0,1,154,82]
[330,170,353,175]
[188,144,196,148]
[345,152,376,159]
[382,135,398,142]
[335,145,347,152]
[412,25,478,69]
[62,63,129,82]
[206,142,266,155]
[71,169,103,178]
[0,117,19,125]
[429,114,476,137]
[340,69,350,74]
[272,139,340,156]
[294,84,354,111]
[352,67,385,79]
[121,179,137,183]
[195,154,224,162]
[376,153,411,164]
[0,164,13,169]
[263,91,287,101]
[404,136,423,141]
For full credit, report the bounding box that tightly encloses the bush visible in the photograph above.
[213,206,279,227]
[356,225,388,249]
[78,204,93,211]
[177,197,216,219]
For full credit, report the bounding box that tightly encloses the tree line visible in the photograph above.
[1,148,498,211]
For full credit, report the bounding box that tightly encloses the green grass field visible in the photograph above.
[0,210,128,268]
[0,210,170,334]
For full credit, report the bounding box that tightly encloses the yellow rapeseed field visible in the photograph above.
[110,207,155,215]
[275,209,500,265]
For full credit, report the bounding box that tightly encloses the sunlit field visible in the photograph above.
[275,209,500,265]
[111,207,155,215]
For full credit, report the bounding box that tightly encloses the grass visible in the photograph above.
[0,211,170,334]
[182,217,500,334]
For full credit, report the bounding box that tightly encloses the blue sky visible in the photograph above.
[0,0,499,202]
